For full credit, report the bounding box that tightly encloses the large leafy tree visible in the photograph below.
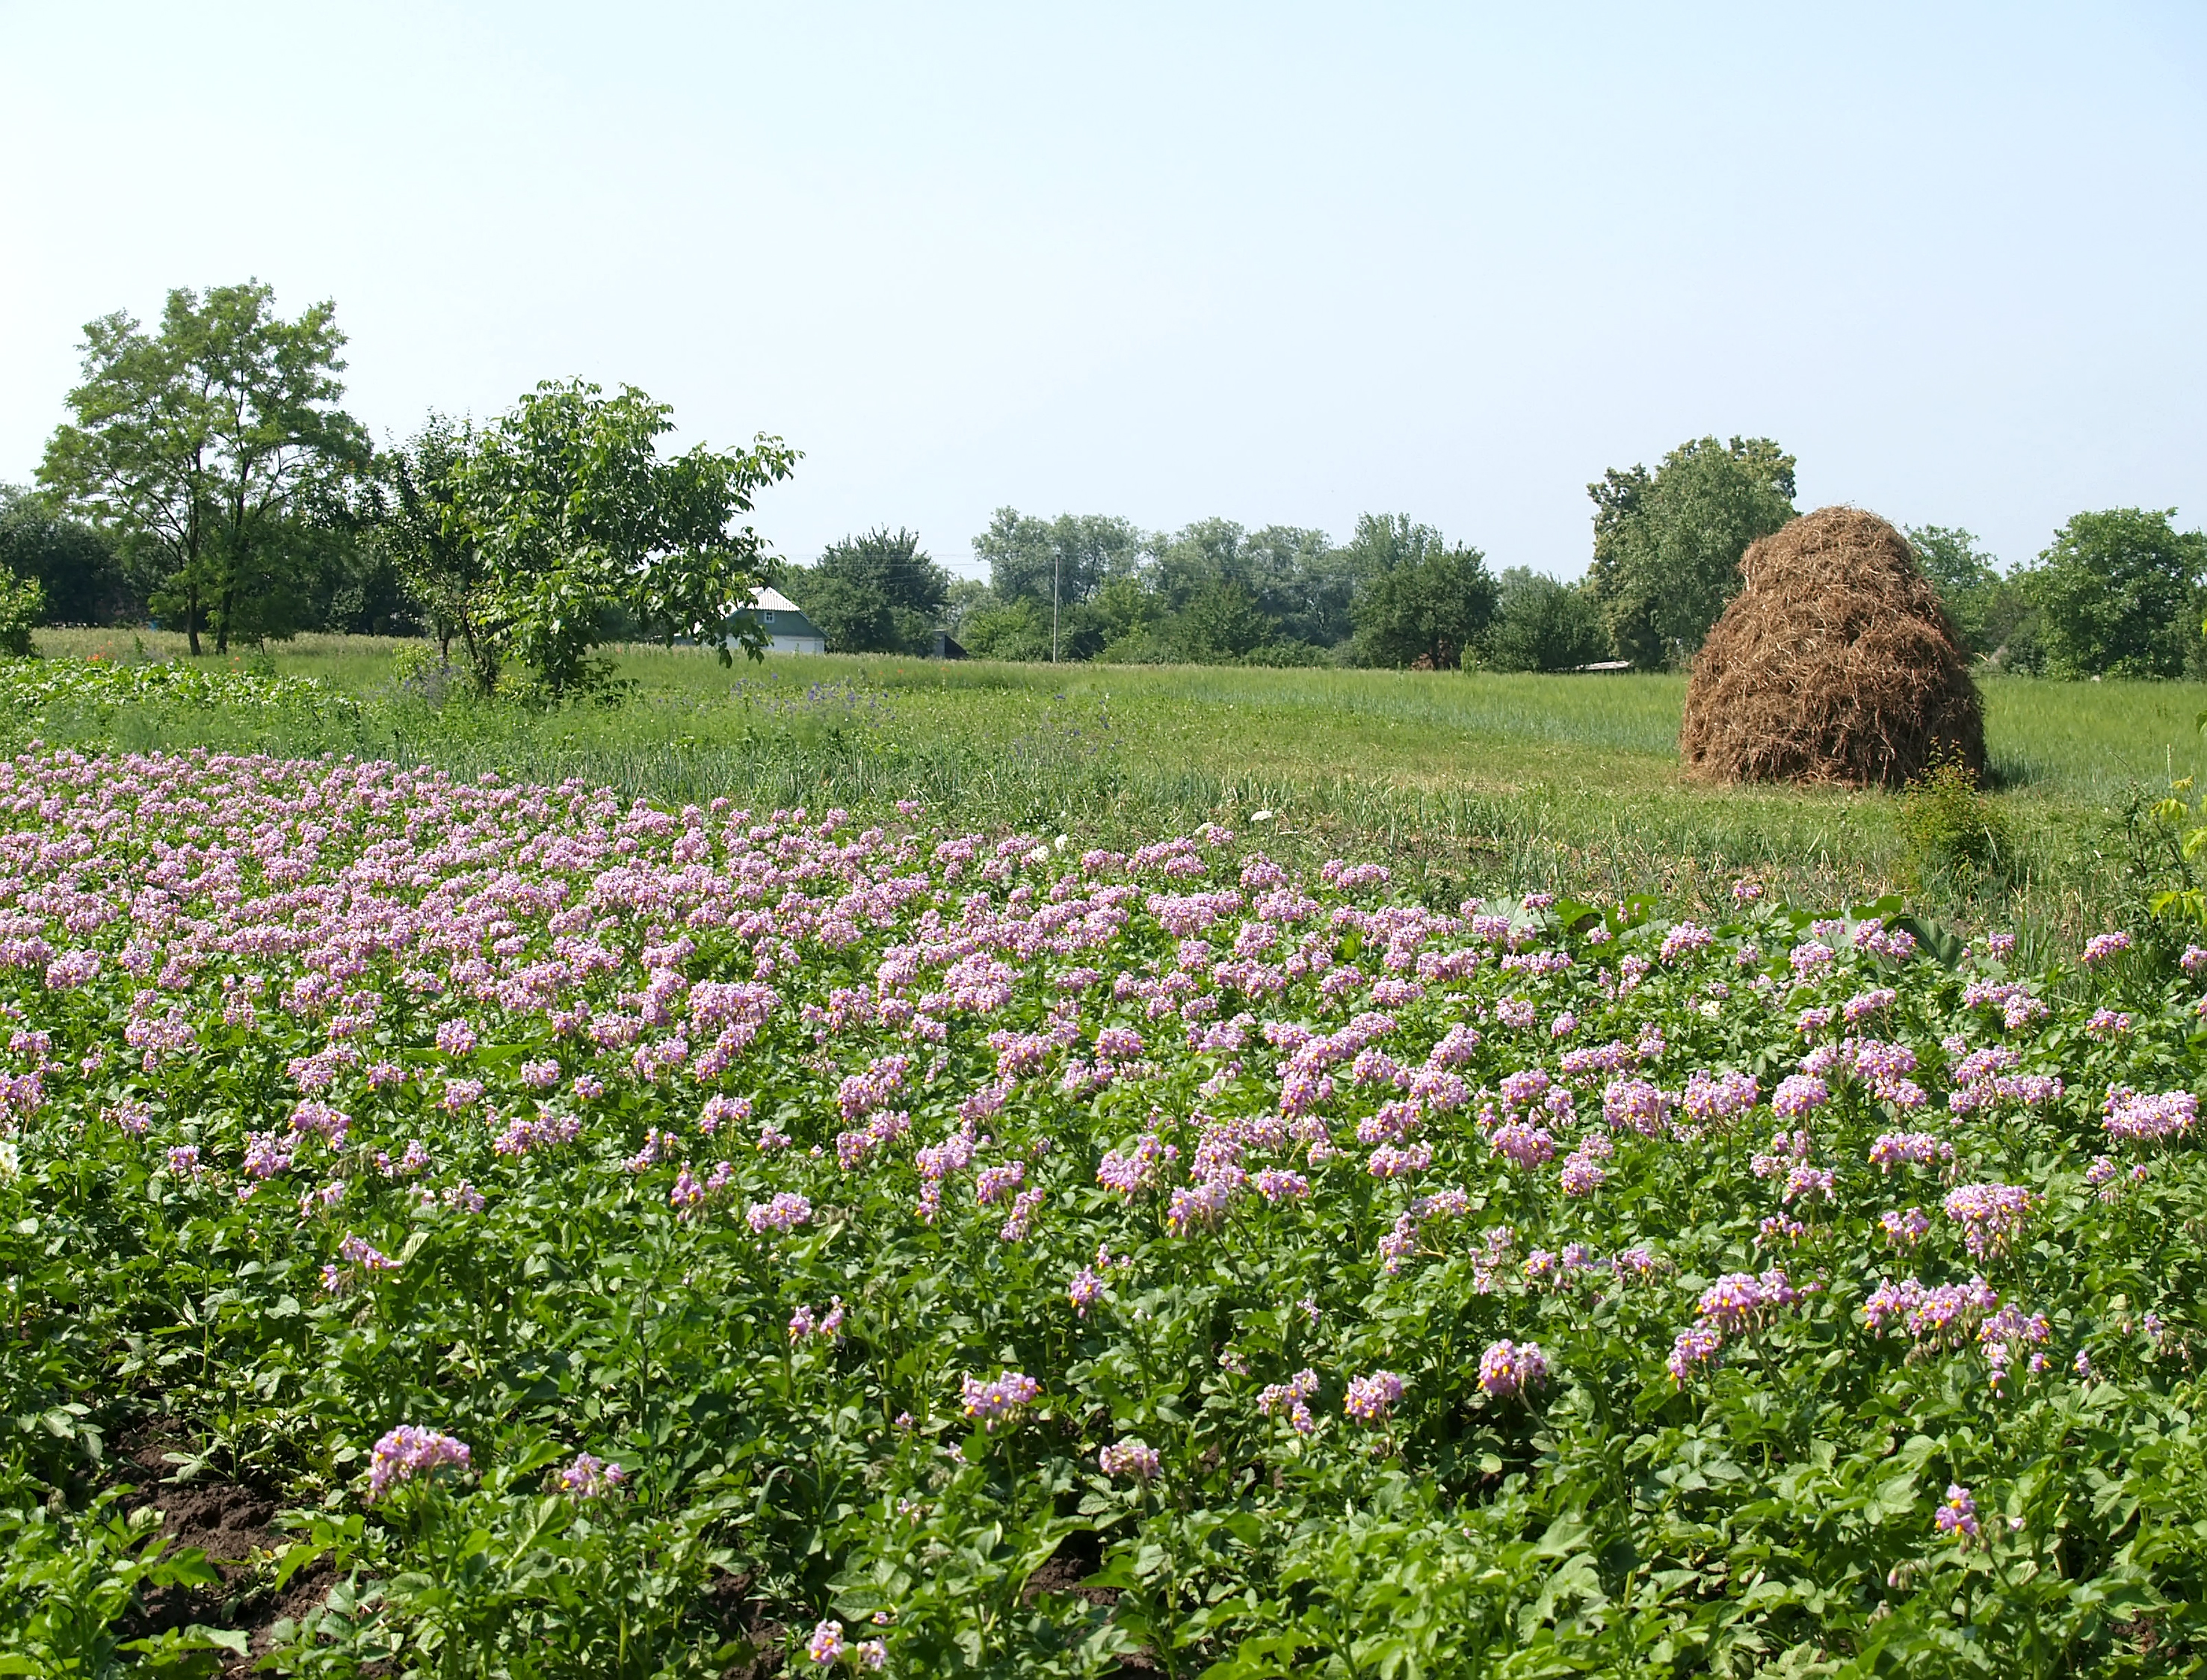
[1584,436,1797,670]
[785,527,948,653]
[1345,513,1498,669]
[423,380,797,697]
[37,282,367,654]
[2022,507,2207,679]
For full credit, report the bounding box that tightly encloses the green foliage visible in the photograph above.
[973,510,1145,615]
[36,282,368,658]
[3,751,2205,1674]
[1910,525,2044,672]
[0,574,45,658]
[783,528,948,654]
[1344,514,1498,669]
[2021,508,2207,681]
[0,1473,246,1676]
[444,380,800,697]
[1585,436,1798,670]
[366,415,484,660]
[0,486,135,627]
[1900,754,2015,888]
[958,595,1058,661]
[1482,568,1608,673]
[0,657,361,741]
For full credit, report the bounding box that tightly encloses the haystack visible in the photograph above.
[1679,507,1984,788]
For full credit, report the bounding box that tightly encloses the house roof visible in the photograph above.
[727,586,824,642]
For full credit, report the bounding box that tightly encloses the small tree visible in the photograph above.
[38,282,366,655]
[2022,508,2207,680]
[425,381,796,697]
[1584,436,1797,669]
[1345,514,1497,669]
[1484,569,1608,672]
[785,528,948,653]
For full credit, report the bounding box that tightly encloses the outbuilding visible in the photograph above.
[726,587,827,655]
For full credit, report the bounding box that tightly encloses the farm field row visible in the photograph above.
[0,744,2200,1674]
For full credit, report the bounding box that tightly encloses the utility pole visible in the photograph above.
[1052,549,1061,664]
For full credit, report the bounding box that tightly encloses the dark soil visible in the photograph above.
[113,1423,336,1674]
[703,1569,785,1679]
[1024,1526,1119,1608]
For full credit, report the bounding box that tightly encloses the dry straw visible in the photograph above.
[1679,506,1985,788]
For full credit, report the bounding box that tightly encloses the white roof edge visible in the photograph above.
[742,586,803,613]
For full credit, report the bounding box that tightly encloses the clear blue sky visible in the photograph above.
[2,2,2202,580]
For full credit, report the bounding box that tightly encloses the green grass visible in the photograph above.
[30,627,2207,939]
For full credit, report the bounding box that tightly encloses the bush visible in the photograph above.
[0,572,43,657]
[1898,754,2013,886]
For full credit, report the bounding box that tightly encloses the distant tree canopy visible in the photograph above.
[1584,436,1797,670]
[0,486,134,625]
[24,294,2203,688]
[1344,514,1497,670]
[2019,508,2207,681]
[1486,567,1609,673]
[944,509,1487,668]
[784,528,948,654]
[1907,525,2040,668]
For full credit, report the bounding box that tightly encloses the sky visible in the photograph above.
[1,2,2203,581]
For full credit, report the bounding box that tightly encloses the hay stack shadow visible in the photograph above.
[1679,506,1985,788]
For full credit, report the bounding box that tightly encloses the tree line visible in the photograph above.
[6,282,2204,683]
[3,282,794,696]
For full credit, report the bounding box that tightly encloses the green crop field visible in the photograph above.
[25,629,2207,942]
[5,640,2207,1675]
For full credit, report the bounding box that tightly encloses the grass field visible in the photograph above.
[28,627,2207,940]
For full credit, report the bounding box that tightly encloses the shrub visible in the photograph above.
[1899,753,2013,885]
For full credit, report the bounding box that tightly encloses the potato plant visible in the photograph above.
[0,747,2201,1676]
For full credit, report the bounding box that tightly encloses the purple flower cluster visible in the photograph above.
[1342,1370,1404,1421]
[1942,1182,2033,1259]
[1099,1438,1161,1480]
[1476,1339,1549,1399]
[1258,1368,1320,1433]
[2102,1087,2197,1144]
[368,1424,471,1498]
[960,1370,1040,1430]
[747,1191,813,1235]
[558,1451,628,1498]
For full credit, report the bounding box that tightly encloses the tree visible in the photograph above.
[443,380,798,697]
[370,415,490,664]
[1584,436,1797,670]
[37,282,367,654]
[1484,569,1609,672]
[972,509,1145,659]
[1907,525,2001,655]
[0,485,135,625]
[2021,507,2207,680]
[1344,513,1498,669]
[785,528,948,653]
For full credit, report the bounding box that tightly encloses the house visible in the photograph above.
[726,587,827,655]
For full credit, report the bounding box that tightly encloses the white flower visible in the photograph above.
[1250,809,1274,822]
[0,1138,19,1179]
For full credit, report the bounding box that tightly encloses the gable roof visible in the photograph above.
[727,586,824,643]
